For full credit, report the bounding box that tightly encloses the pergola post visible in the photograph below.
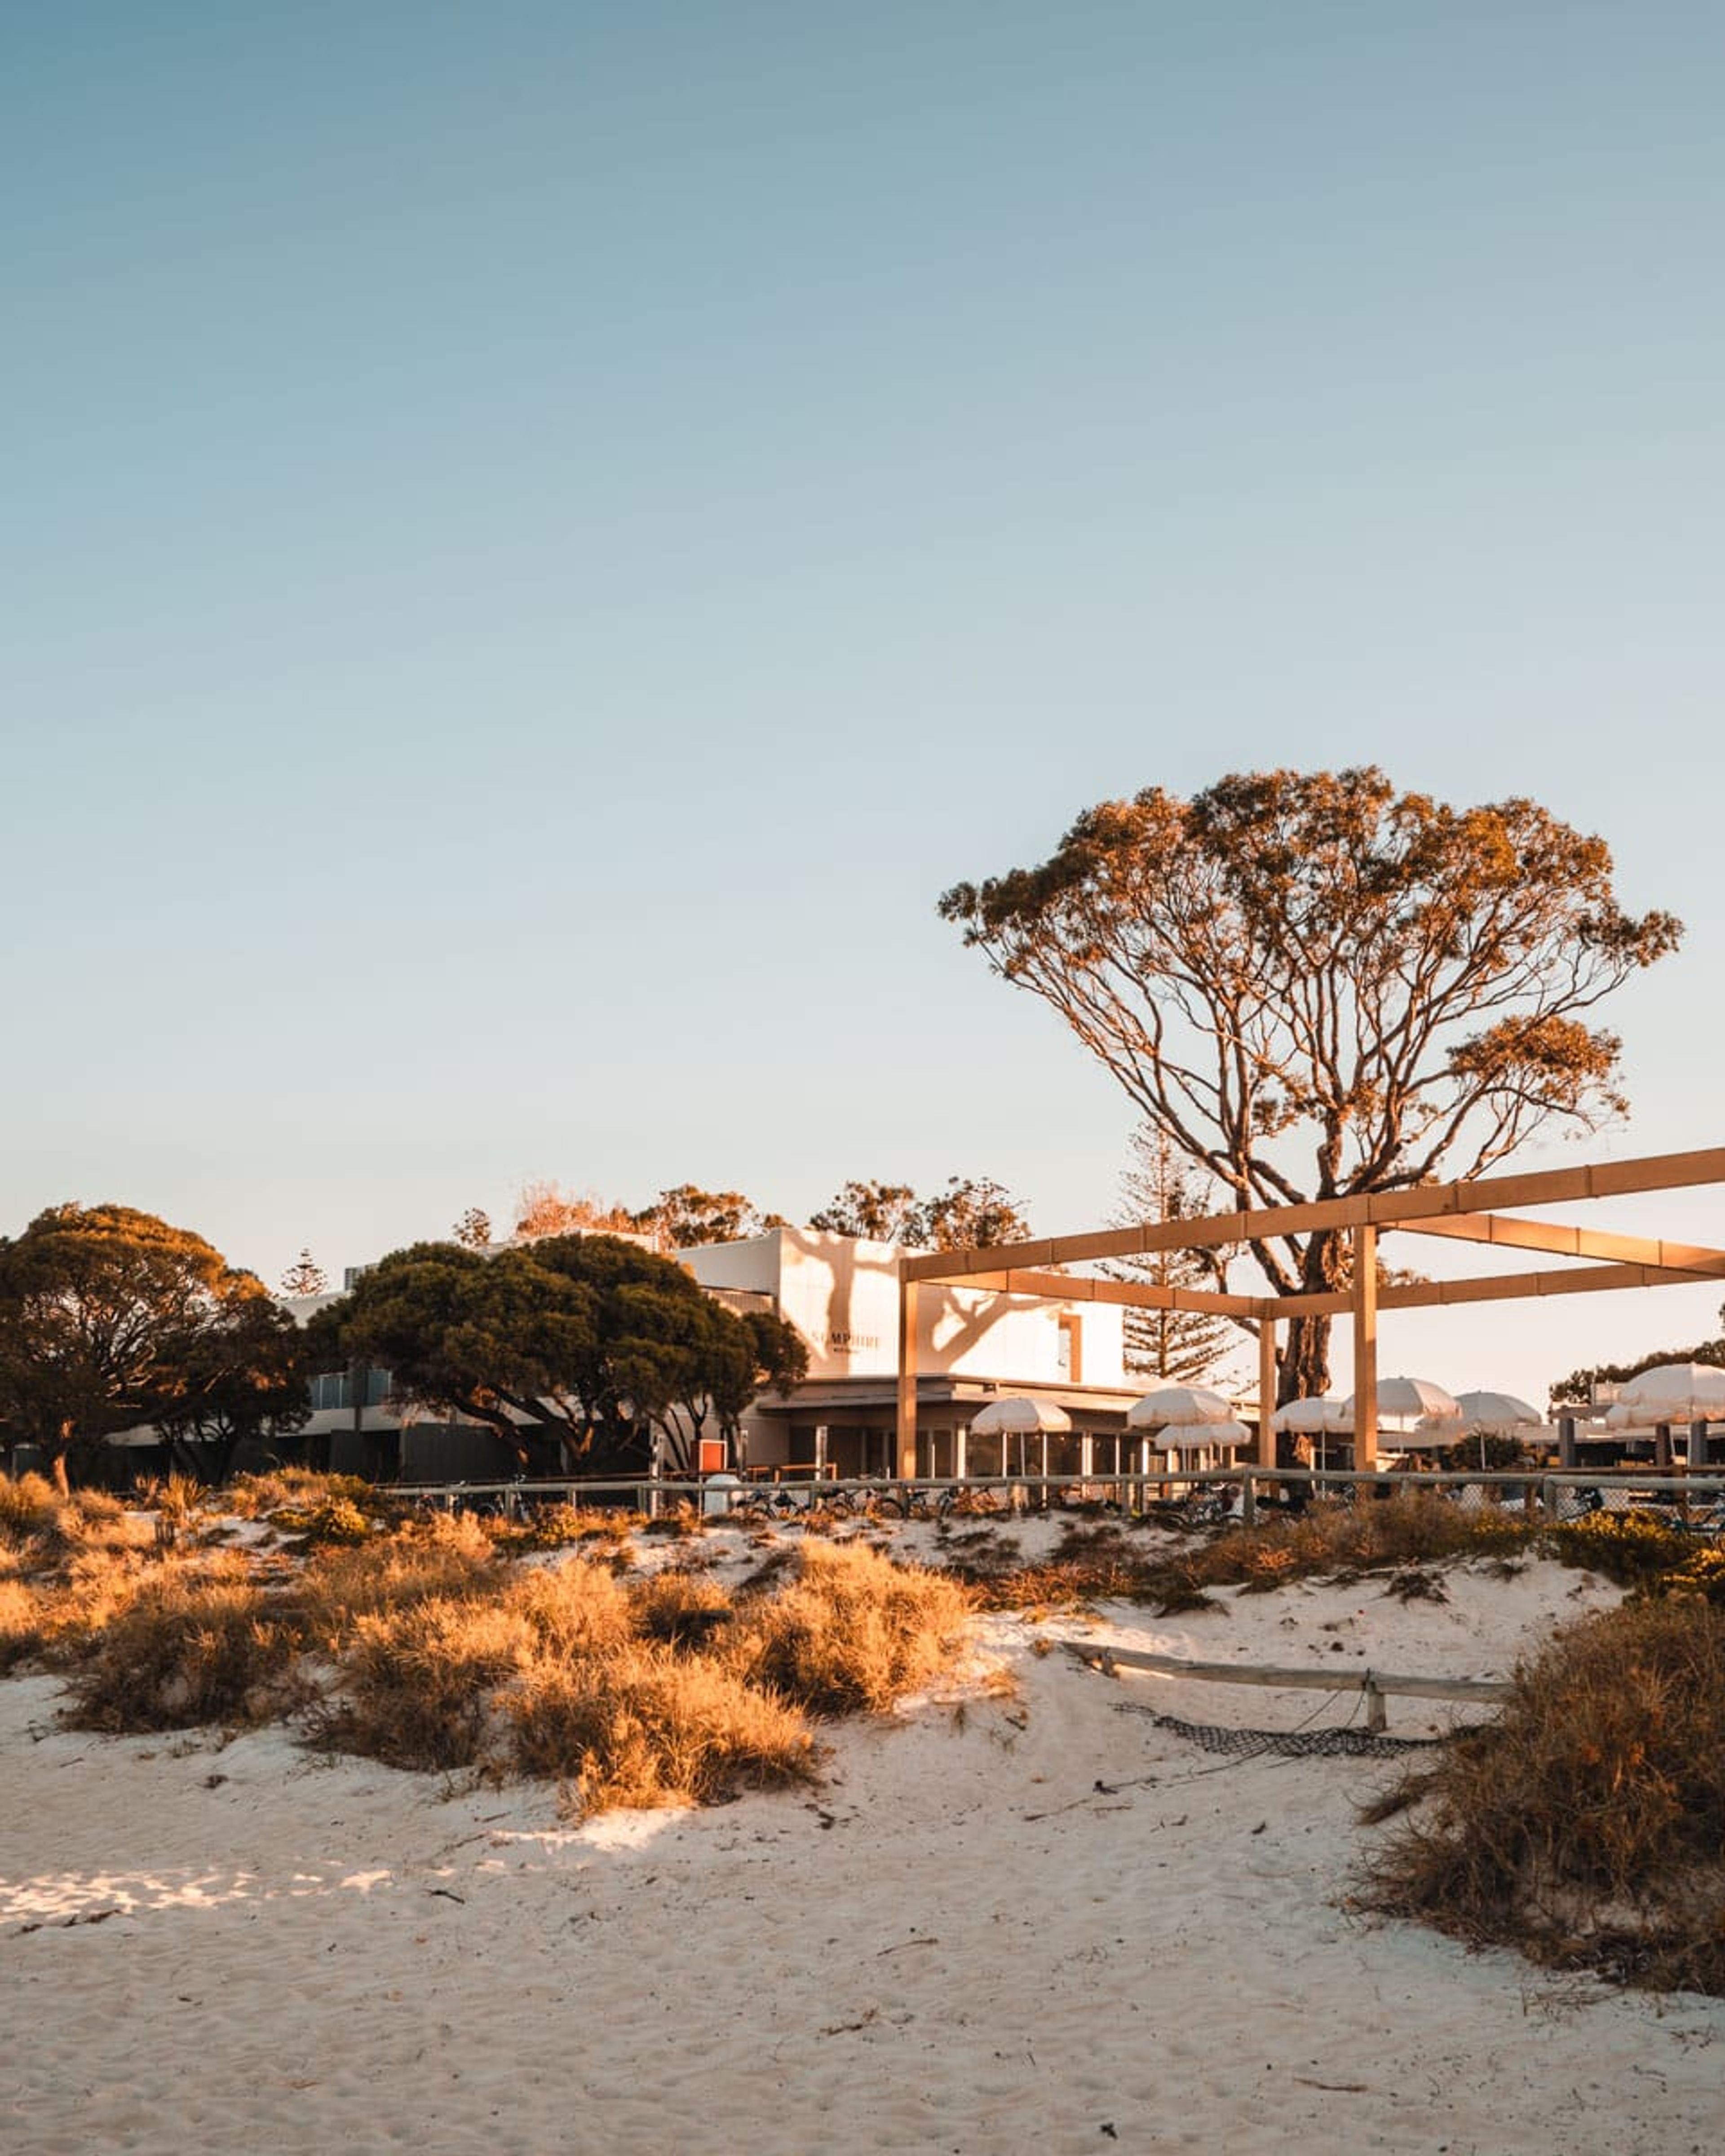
[896,1275,919,1478]
[1257,1317,1278,1470]
[1352,1223,1379,1472]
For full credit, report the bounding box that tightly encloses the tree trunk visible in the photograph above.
[1275,1228,1344,1404]
[51,1421,73,1496]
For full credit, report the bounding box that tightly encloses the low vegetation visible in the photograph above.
[968,1491,1533,1614]
[0,1471,973,1820]
[11,1462,1725,1957]
[1359,1598,1725,1995]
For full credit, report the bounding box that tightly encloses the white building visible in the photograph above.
[685,1227,1143,1478]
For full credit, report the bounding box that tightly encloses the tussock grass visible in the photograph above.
[223,1469,389,1522]
[62,1565,306,1732]
[11,1490,975,1818]
[494,1503,636,1555]
[1137,1492,1530,1610]
[726,1540,973,1714]
[506,1556,635,1657]
[628,1568,734,1647]
[1359,1599,1725,1995]
[968,1522,1154,1607]
[506,1645,818,1811]
[0,1577,54,1672]
[298,1513,503,1644]
[316,1595,539,1770]
[0,1472,64,1545]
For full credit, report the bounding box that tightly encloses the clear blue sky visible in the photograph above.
[4,3,1722,1403]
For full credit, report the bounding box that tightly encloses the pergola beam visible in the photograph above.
[894,1144,1725,1481]
[1254,1258,1720,1321]
[942,1266,1259,1318]
[901,1144,1725,1284]
[1397,1211,1725,1278]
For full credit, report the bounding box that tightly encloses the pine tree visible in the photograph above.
[1106,1127,1239,1383]
[279,1248,328,1298]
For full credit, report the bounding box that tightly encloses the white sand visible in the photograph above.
[3,1525,1721,2155]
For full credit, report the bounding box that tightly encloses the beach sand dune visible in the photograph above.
[3,1537,1720,2154]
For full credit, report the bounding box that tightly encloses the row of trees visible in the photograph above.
[0,1204,812,1489]
[0,1206,308,1491]
[315,1235,808,1476]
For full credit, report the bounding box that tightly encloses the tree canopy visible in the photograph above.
[328,1234,807,1474]
[632,1185,788,1247]
[808,1176,1032,1248]
[0,1204,295,1489]
[1549,1326,1725,1410]
[941,766,1681,1396]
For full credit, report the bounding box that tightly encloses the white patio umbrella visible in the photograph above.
[1360,1374,1463,1427]
[969,1394,1072,1479]
[1159,1418,1252,1451]
[1125,1384,1236,1430]
[969,1396,1073,1436]
[1452,1390,1545,1431]
[1271,1396,1353,1435]
[1614,1363,1725,1424]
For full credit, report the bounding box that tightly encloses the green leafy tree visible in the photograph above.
[451,1207,492,1251]
[1106,1127,1238,1384]
[940,767,1680,1400]
[809,1180,924,1242]
[329,1234,806,1476]
[1550,1328,1725,1411]
[632,1185,788,1247]
[152,1296,310,1482]
[919,1175,1034,1250]
[0,1204,287,1491]
[808,1176,1032,1248]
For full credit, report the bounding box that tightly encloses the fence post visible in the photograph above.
[1541,1476,1557,1522]
[1242,1472,1257,1529]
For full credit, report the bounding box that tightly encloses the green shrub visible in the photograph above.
[1545,1508,1692,1585]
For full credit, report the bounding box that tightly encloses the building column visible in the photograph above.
[896,1275,919,1479]
[1257,1316,1278,1470]
[1352,1223,1378,1472]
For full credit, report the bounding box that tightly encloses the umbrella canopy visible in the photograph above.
[1271,1395,1353,1435]
[1158,1418,1252,1451]
[1126,1384,1236,1431]
[1452,1389,1545,1432]
[1343,1374,1462,1428]
[1613,1363,1725,1423]
[969,1396,1073,1437]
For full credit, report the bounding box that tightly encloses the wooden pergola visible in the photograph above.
[896,1145,1725,1476]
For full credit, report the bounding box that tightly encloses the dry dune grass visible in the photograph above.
[0,1576,54,1673]
[629,1566,735,1647]
[1192,1489,1529,1592]
[307,1542,967,1803]
[507,1644,818,1812]
[726,1539,973,1714]
[964,1492,1530,1615]
[317,1594,541,1770]
[298,1512,503,1641]
[62,1562,306,1732]
[0,1471,66,1545]
[1360,1597,1725,1994]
